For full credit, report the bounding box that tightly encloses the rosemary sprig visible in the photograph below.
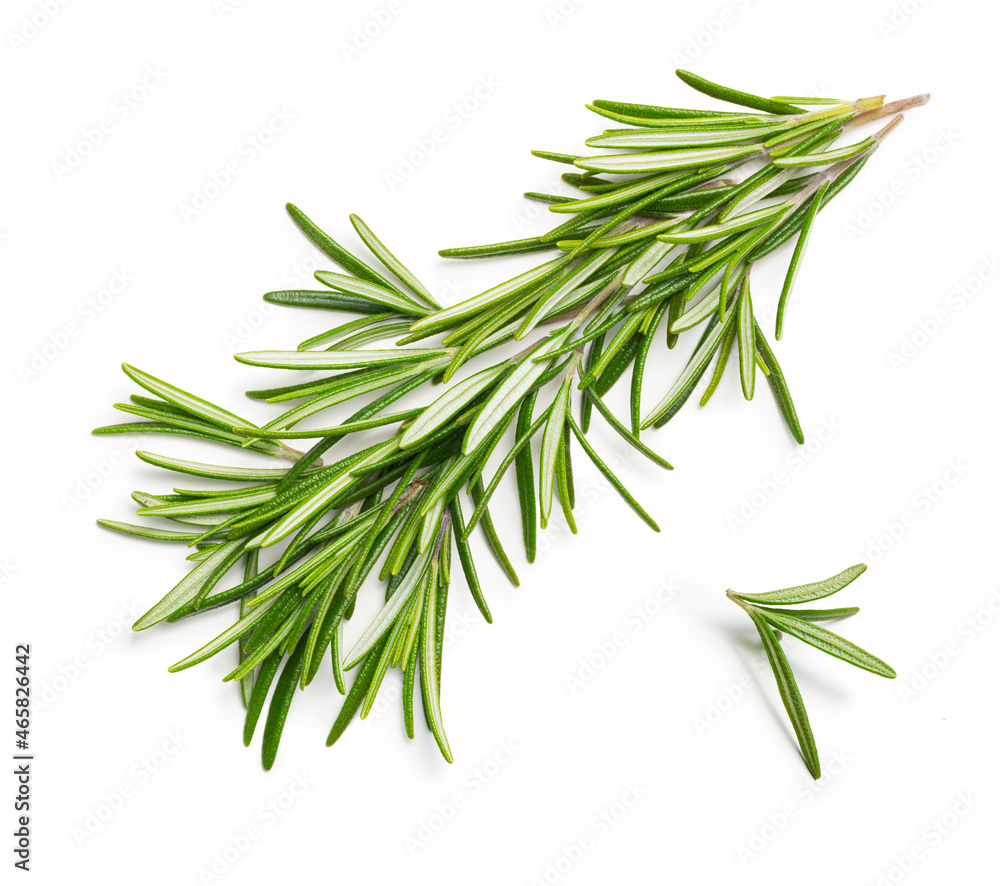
[727,564,895,779]
[95,71,926,773]
[97,341,666,768]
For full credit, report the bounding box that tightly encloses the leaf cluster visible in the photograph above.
[728,564,895,778]
[93,71,925,772]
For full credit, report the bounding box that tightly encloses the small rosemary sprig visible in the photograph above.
[727,564,895,779]
[94,71,926,774]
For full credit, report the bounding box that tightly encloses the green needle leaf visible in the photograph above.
[301,564,351,687]
[122,364,253,432]
[515,249,616,340]
[514,394,539,562]
[360,606,411,718]
[243,651,282,747]
[756,609,896,678]
[670,283,724,334]
[135,451,314,482]
[169,595,280,672]
[531,149,580,165]
[699,320,737,407]
[743,605,821,779]
[286,203,407,295]
[450,498,492,622]
[583,388,672,470]
[297,311,398,351]
[554,435,576,533]
[548,172,681,214]
[315,270,429,316]
[343,551,431,669]
[399,365,505,449]
[133,538,245,630]
[465,403,551,539]
[264,289,400,314]
[760,606,859,622]
[135,488,277,517]
[717,168,797,222]
[624,239,673,286]
[585,122,787,149]
[261,639,308,770]
[772,138,876,167]
[259,441,397,548]
[419,572,453,763]
[674,70,806,115]
[589,97,748,120]
[566,415,659,531]
[408,255,573,336]
[463,331,569,454]
[96,520,201,543]
[439,236,555,259]
[469,477,520,587]
[657,203,792,243]
[753,320,804,444]
[235,348,451,370]
[642,311,735,428]
[539,374,573,527]
[736,276,755,400]
[349,214,441,309]
[776,181,829,340]
[326,637,389,747]
[575,144,762,175]
[732,564,867,605]
[237,595,307,667]
[402,650,419,738]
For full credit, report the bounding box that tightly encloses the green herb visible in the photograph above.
[727,564,895,778]
[95,71,926,772]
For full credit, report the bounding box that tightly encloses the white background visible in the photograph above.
[2,0,996,883]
